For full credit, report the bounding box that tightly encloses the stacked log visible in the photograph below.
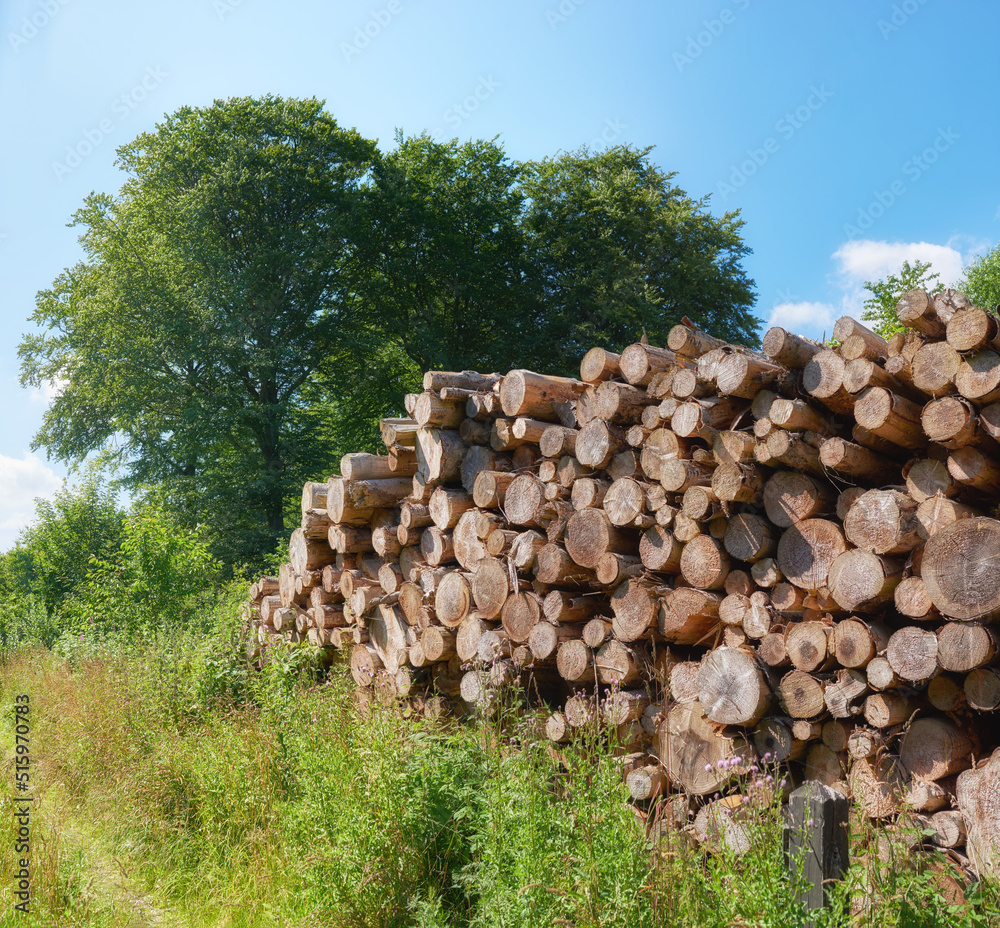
[245,298,1000,874]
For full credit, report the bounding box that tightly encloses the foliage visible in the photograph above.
[520,145,760,370]
[366,133,534,375]
[0,475,124,647]
[20,96,379,568]
[70,502,220,634]
[958,242,1000,312]
[22,102,759,573]
[3,640,999,927]
[861,259,941,338]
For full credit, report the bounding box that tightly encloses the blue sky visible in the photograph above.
[0,0,997,546]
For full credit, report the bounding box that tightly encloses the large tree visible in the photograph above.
[20,96,378,567]
[364,133,534,374]
[367,139,759,378]
[519,145,759,372]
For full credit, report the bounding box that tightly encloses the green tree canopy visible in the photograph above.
[20,96,378,567]
[958,243,1000,312]
[861,259,941,339]
[365,133,533,374]
[519,145,759,372]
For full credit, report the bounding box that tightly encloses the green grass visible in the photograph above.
[1,643,997,928]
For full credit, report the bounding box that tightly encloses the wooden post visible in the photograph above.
[783,781,849,920]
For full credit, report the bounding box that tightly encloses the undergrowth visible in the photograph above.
[1,641,997,927]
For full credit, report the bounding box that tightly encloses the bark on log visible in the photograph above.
[853,388,926,451]
[818,437,901,485]
[290,528,335,574]
[658,588,721,645]
[660,459,714,494]
[947,447,1000,492]
[671,396,748,437]
[850,756,905,819]
[414,392,466,428]
[863,691,912,727]
[715,351,791,399]
[896,289,944,337]
[803,349,854,414]
[500,370,586,419]
[539,425,578,458]
[619,343,677,385]
[901,716,975,781]
[534,543,596,586]
[579,347,622,384]
[416,428,466,483]
[761,430,824,477]
[472,470,517,509]
[957,747,1000,880]
[762,326,823,368]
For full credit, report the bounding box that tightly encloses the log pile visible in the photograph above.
[246,290,1000,874]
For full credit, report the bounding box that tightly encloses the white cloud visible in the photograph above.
[767,301,838,341]
[0,453,63,549]
[832,239,965,290]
